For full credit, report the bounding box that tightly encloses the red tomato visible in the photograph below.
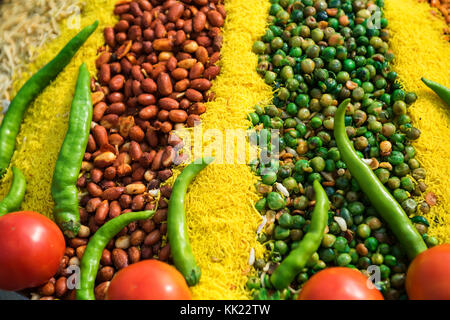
[0,211,65,291]
[107,260,192,300]
[298,267,384,300]
[406,244,450,300]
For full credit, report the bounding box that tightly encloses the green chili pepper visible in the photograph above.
[77,210,155,300]
[0,21,99,177]
[334,99,427,259]
[421,77,450,106]
[270,180,329,290]
[51,63,93,238]
[0,167,26,216]
[168,157,214,286]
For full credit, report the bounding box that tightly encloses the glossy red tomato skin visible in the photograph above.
[406,244,450,300]
[298,267,384,300]
[0,211,66,291]
[107,260,192,300]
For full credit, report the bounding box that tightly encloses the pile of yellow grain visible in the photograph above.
[180,0,273,299]
[385,0,450,243]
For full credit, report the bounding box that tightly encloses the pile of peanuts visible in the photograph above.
[29,0,225,300]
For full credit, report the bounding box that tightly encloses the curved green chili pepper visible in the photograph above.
[270,180,329,290]
[335,98,427,260]
[168,157,214,286]
[51,63,93,238]
[0,167,26,216]
[0,20,99,177]
[421,77,450,106]
[77,210,155,300]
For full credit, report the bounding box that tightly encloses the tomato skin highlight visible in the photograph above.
[107,260,192,300]
[406,244,450,300]
[0,211,66,291]
[298,267,384,300]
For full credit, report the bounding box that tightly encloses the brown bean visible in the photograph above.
[144,229,161,246]
[86,197,101,213]
[141,78,157,93]
[174,79,190,91]
[204,65,220,80]
[102,187,125,200]
[146,128,158,147]
[112,248,129,269]
[138,93,156,106]
[76,245,86,260]
[154,209,168,224]
[99,249,112,266]
[187,114,201,127]
[186,88,203,102]
[159,244,171,261]
[95,200,109,225]
[93,125,108,147]
[207,10,224,27]
[97,266,115,282]
[109,200,122,219]
[158,97,179,110]
[128,246,141,264]
[139,105,158,120]
[193,11,206,32]
[177,58,197,69]
[129,141,143,161]
[195,46,209,64]
[87,182,103,197]
[128,25,142,41]
[55,277,68,297]
[189,62,204,79]
[109,102,126,115]
[119,194,132,209]
[168,2,185,22]
[152,38,173,51]
[96,52,111,69]
[169,109,188,123]
[99,64,111,85]
[190,78,212,91]
[90,168,103,183]
[157,72,173,96]
[104,27,116,48]
[93,102,107,122]
[109,74,125,91]
[188,102,207,115]
[131,194,145,210]
[141,245,153,259]
[158,169,173,181]
[160,121,173,133]
[94,282,110,300]
[94,151,117,168]
[171,68,188,80]
[128,125,145,142]
[151,149,164,171]
[69,238,88,248]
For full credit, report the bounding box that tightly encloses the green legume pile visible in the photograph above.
[247,0,438,300]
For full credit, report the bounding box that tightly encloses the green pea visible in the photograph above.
[278,212,294,229]
[310,156,325,172]
[306,252,320,268]
[274,225,290,240]
[357,224,371,239]
[255,198,266,212]
[274,240,289,255]
[384,255,397,267]
[264,71,277,84]
[375,168,390,184]
[322,234,336,248]
[297,272,309,283]
[334,236,348,253]
[252,41,266,54]
[319,248,336,263]
[380,264,391,280]
[292,215,306,229]
[364,237,379,252]
[267,192,286,210]
[348,201,365,216]
[246,276,261,290]
[337,253,352,266]
[301,58,315,73]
